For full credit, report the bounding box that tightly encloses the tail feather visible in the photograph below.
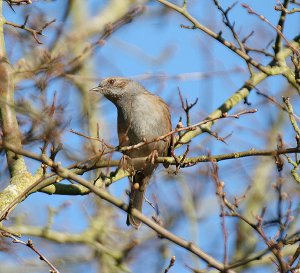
[126,173,150,229]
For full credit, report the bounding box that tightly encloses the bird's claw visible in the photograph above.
[119,155,133,172]
[146,150,159,165]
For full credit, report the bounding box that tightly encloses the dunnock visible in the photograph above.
[90,77,171,228]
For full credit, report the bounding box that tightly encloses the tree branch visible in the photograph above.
[0,1,25,176]
[0,146,235,272]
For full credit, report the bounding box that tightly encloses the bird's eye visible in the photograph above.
[108,79,115,85]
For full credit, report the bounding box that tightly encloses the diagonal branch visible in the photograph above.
[1,231,60,273]
[156,0,269,74]
[0,144,236,272]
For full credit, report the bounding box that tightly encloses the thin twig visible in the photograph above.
[114,109,257,154]
[242,4,300,58]
[213,0,253,74]
[210,163,229,265]
[69,129,114,148]
[164,256,176,273]
[5,18,56,44]
[156,0,270,74]
[0,147,235,272]
[1,231,60,273]
[5,0,32,4]
[275,4,300,14]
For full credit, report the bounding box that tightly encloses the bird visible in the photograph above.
[90,77,171,228]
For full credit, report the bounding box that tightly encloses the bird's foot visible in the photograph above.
[146,149,159,165]
[119,155,133,172]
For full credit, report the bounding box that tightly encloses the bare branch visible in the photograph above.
[5,17,56,44]
[1,231,60,273]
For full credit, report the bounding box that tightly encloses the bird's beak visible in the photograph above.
[89,86,101,93]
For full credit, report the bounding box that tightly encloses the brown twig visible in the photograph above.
[228,228,300,270]
[242,4,300,58]
[178,87,198,127]
[213,0,254,74]
[67,108,257,161]
[164,256,176,273]
[226,208,290,272]
[275,4,300,14]
[210,163,229,265]
[69,129,114,149]
[5,17,56,44]
[1,142,300,216]
[255,88,300,121]
[1,231,60,273]
[115,109,257,154]
[5,0,32,4]
[0,147,235,272]
[244,45,274,57]
[156,0,270,74]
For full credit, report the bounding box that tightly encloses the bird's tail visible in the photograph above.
[126,172,150,229]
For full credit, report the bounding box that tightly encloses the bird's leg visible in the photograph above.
[119,154,133,172]
[146,149,159,165]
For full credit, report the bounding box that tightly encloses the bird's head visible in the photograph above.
[90,77,144,103]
